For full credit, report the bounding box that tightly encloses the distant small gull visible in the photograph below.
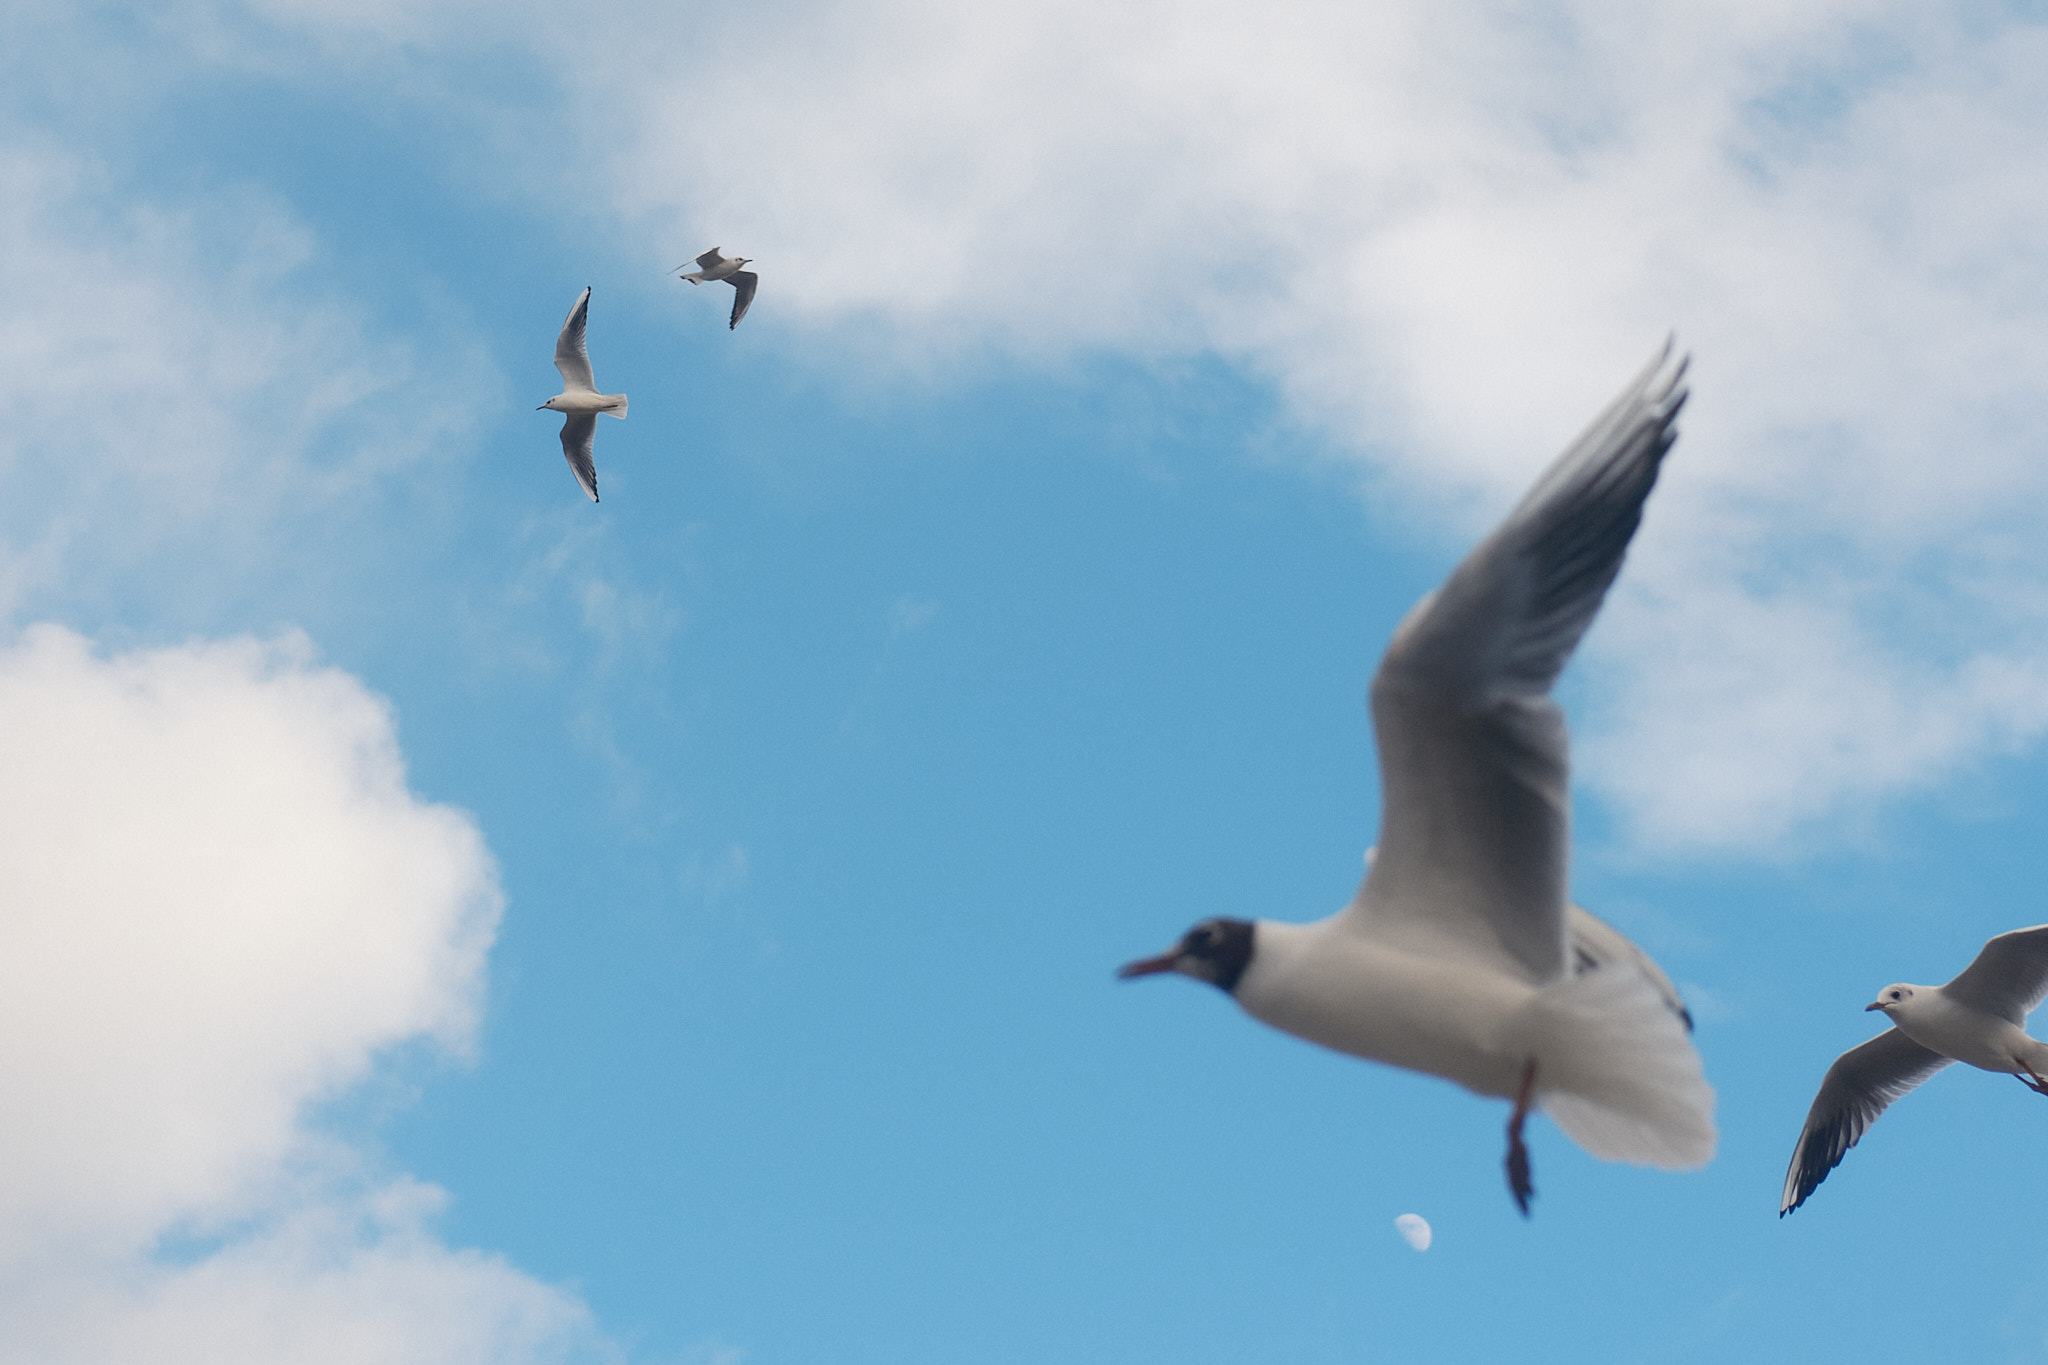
[1394,1214,1432,1251]
[675,247,758,329]
[1120,345,1712,1216]
[1780,924,2048,1215]
[537,287,627,502]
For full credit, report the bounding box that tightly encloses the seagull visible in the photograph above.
[1779,924,2048,1216]
[674,247,758,329]
[1119,345,1713,1216]
[537,287,627,502]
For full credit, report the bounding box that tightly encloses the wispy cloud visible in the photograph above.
[0,142,495,632]
[21,0,2048,850]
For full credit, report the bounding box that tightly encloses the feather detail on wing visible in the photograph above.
[559,413,599,502]
[1342,344,1688,982]
[1942,924,2048,1026]
[554,287,596,392]
[729,271,758,329]
[1779,1028,1950,1215]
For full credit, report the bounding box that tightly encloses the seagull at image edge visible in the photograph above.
[1121,344,1714,1216]
[537,286,627,502]
[675,247,758,329]
[1780,924,2048,1215]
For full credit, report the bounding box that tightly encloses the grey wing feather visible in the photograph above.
[1346,344,1687,981]
[559,413,599,502]
[1566,905,1691,1030]
[696,248,724,269]
[728,271,758,329]
[554,287,596,391]
[1779,1028,1950,1215]
[1943,924,2048,1025]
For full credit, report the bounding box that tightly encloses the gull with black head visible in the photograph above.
[537,286,627,502]
[1121,345,1714,1215]
[1780,924,2048,1215]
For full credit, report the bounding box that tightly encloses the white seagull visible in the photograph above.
[1120,345,1713,1215]
[538,287,627,502]
[674,247,758,329]
[1779,924,2048,1215]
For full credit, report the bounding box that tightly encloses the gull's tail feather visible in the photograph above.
[602,394,628,419]
[1525,964,1715,1169]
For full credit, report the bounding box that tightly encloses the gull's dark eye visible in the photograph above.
[1891,990,1903,1000]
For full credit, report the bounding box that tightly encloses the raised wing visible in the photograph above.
[559,413,599,502]
[554,287,596,392]
[728,271,758,329]
[1942,924,2048,1026]
[1780,1028,1950,1215]
[696,247,725,270]
[1342,345,1687,982]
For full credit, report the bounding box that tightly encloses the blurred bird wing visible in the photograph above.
[1340,345,1689,983]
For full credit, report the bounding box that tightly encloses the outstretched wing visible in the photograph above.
[554,287,596,392]
[559,413,599,502]
[1341,344,1688,982]
[696,247,724,269]
[1780,1028,1950,1215]
[728,271,758,329]
[1943,924,2048,1026]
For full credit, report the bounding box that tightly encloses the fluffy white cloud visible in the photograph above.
[0,625,613,1363]
[575,0,2048,848]
[22,0,2048,847]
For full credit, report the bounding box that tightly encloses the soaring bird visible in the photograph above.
[1780,924,2048,1215]
[537,287,627,502]
[1120,346,1712,1215]
[675,247,758,329]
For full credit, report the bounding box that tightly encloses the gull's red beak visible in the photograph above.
[1865,1001,1886,1011]
[1117,950,1179,980]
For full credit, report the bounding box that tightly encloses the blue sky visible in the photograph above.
[6,2,2048,1361]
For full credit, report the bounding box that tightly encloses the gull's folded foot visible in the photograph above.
[1505,1059,1538,1217]
[2017,1067,2048,1096]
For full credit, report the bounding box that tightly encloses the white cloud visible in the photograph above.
[0,142,493,630]
[576,0,2048,849]
[20,0,2048,848]
[0,625,614,1362]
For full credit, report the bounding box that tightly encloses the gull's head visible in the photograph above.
[1118,918,1255,994]
[1867,984,1918,1014]
[539,396,562,412]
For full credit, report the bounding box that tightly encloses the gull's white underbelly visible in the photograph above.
[552,391,624,415]
[1235,919,1541,1100]
[1895,996,2048,1074]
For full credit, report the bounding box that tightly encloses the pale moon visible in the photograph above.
[1393,1213,1431,1251]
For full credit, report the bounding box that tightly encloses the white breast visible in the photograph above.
[1234,918,1538,1100]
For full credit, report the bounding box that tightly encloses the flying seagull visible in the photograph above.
[674,247,758,329]
[1779,924,2048,1215]
[537,286,627,502]
[1120,345,1713,1216]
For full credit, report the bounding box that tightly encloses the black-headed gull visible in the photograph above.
[1121,346,1712,1215]
[1779,924,2048,1215]
[675,247,758,329]
[537,287,627,502]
